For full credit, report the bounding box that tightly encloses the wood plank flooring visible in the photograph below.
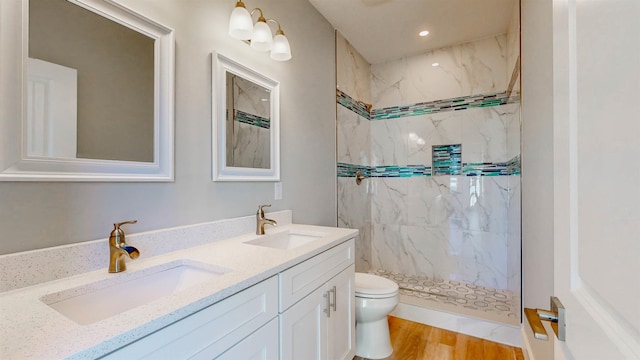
[354,316,525,360]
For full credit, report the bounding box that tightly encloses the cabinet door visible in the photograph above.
[279,284,329,360]
[327,265,355,360]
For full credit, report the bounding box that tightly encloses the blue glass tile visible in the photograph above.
[235,110,270,129]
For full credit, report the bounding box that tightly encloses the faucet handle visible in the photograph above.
[257,204,271,216]
[114,220,138,229]
[110,220,138,242]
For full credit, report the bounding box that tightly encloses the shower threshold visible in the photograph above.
[370,269,521,326]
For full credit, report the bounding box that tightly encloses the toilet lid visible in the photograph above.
[355,273,399,296]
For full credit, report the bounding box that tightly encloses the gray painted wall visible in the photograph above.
[0,0,337,254]
[521,0,555,310]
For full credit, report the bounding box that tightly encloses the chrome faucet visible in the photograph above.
[108,220,140,273]
[256,205,277,235]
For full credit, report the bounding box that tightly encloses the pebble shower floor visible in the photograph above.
[370,269,520,324]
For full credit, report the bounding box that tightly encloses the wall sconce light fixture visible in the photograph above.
[228,1,292,61]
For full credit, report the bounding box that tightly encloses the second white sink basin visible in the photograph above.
[244,229,328,250]
[41,260,231,325]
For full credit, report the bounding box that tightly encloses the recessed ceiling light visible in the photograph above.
[432,62,439,67]
[419,30,429,37]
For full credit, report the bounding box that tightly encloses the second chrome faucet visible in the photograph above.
[256,205,277,235]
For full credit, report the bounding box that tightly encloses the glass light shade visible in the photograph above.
[270,33,291,61]
[228,6,253,40]
[250,20,273,52]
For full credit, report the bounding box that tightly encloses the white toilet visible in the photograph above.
[354,273,399,359]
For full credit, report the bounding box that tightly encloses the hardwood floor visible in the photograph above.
[354,316,525,360]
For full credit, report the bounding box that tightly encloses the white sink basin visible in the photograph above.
[41,260,231,325]
[244,229,328,250]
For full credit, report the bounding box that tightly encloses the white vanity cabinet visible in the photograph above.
[98,238,355,360]
[99,276,279,360]
[279,239,355,360]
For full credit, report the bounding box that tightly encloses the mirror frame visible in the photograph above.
[212,52,280,182]
[0,0,175,182]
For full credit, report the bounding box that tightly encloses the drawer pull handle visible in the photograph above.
[323,291,331,318]
[331,286,337,312]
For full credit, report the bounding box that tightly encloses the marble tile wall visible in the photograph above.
[369,103,521,167]
[506,2,521,102]
[337,98,370,167]
[338,177,372,272]
[336,32,371,105]
[233,75,270,118]
[368,175,518,291]
[336,32,521,292]
[371,35,508,109]
[366,101,520,291]
[336,34,372,272]
[231,122,270,169]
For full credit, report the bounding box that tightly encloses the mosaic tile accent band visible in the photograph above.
[432,144,462,175]
[336,89,519,121]
[506,155,521,175]
[371,165,432,178]
[338,163,433,178]
[235,110,270,129]
[464,155,522,176]
[337,163,373,178]
[338,157,520,178]
[336,89,372,119]
[371,92,518,120]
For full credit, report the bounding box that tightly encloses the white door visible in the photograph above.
[27,58,77,158]
[551,0,640,359]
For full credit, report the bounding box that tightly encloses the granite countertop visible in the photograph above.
[0,223,357,359]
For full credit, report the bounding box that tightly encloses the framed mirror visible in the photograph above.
[0,0,174,181]
[212,52,280,181]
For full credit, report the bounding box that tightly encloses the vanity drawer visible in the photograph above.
[210,317,279,360]
[279,239,354,312]
[100,276,278,360]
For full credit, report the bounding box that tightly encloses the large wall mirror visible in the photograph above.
[212,53,280,181]
[0,0,174,181]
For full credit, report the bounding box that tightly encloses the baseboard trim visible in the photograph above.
[391,302,522,347]
[521,325,535,360]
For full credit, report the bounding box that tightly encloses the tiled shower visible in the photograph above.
[336,4,521,325]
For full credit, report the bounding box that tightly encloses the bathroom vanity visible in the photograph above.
[101,240,354,359]
[0,211,357,359]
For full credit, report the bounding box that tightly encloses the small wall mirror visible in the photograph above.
[0,0,174,181]
[212,52,280,181]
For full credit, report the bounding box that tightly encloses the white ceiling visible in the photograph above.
[308,0,516,65]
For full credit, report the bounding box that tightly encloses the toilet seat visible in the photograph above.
[355,273,399,299]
